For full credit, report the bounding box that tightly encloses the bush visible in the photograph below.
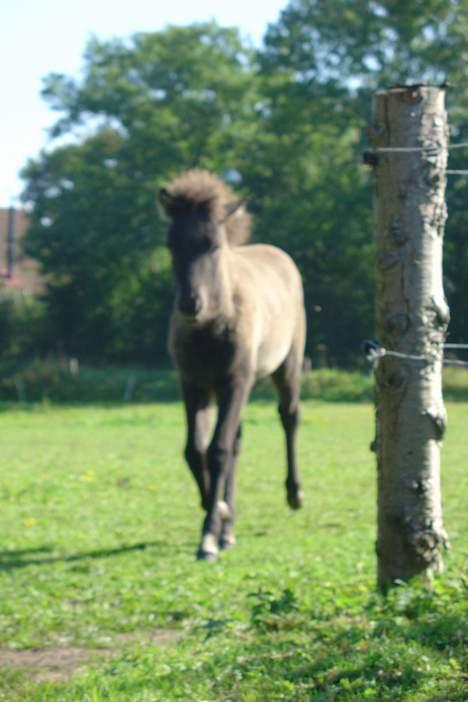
[1,363,466,405]
[0,290,48,361]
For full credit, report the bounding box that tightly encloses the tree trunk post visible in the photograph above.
[369,85,450,591]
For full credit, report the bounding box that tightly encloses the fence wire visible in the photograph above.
[375,141,468,153]
[362,340,468,369]
[366,140,468,175]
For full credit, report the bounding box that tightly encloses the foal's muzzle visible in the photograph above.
[178,293,202,320]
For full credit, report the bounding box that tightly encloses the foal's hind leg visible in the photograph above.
[182,383,212,511]
[272,352,304,510]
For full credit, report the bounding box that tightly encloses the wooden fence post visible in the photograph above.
[368,85,449,590]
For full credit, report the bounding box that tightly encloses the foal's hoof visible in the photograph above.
[219,529,236,551]
[287,490,304,510]
[196,533,219,561]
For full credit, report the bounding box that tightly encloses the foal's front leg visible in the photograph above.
[182,383,212,511]
[198,378,251,561]
[219,423,242,551]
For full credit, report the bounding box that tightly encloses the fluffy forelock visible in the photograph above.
[164,169,251,245]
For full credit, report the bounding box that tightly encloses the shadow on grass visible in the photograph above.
[0,541,167,572]
[182,611,465,701]
[157,623,428,701]
[179,582,467,700]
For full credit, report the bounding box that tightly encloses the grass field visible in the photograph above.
[0,392,466,701]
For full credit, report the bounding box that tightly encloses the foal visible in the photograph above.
[159,170,306,560]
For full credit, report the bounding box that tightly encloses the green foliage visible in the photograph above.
[0,291,48,361]
[18,5,468,367]
[1,364,467,404]
[21,24,258,363]
[444,110,468,345]
[21,127,173,362]
[0,361,179,404]
[249,587,300,630]
[0,400,466,700]
[262,0,467,88]
[261,0,468,355]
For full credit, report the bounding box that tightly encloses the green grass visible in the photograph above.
[0,398,466,701]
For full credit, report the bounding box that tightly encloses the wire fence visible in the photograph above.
[367,140,468,176]
[362,340,468,369]
[375,141,468,153]
[363,140,467,368]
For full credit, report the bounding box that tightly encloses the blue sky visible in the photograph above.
[0,0,288,205]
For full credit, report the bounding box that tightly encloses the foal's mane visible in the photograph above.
[163,169,251,246]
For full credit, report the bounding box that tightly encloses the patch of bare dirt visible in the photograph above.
[0,646,99,682]
[0,628,182,683]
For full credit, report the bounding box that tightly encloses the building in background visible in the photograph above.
[0,208,42,293]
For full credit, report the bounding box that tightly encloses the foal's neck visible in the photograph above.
[216,246,236,321]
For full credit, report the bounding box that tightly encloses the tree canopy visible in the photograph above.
[19,3,467,366]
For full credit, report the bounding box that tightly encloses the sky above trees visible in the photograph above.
[0,0,288,204]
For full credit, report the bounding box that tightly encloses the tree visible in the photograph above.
[444,110,468,345]
[20,7,466,367]
[22,128,164,359]
[372,86,449,589]
[262,0,466,90]
[258,0,467,363]
[22,24,258,362]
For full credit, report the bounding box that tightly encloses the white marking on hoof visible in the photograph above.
[197,533,219,561]
[287,490,304,510]
[219,532,236,550]
[217,500,231,521]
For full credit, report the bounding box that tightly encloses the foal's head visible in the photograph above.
[159,170,250,324]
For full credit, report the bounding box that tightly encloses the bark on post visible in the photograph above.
[369,85,449,590]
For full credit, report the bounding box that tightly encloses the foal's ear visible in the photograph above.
[222,199,246,222]
[158,188,174,214]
